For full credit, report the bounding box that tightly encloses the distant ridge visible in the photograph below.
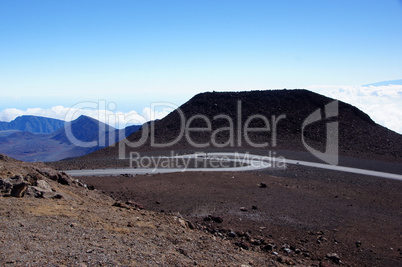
[363,79,402,87]
[0,115,65,134]
[51,115,117,145]
[0,115,141,162]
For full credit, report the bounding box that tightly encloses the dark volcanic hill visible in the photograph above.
[0,116,141,162]
[86,89,402,163]
[0,115,65,134]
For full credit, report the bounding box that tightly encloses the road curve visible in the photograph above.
[65,152,402,181]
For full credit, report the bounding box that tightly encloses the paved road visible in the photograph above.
[65,152,402,181]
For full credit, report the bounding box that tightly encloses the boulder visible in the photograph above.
[36,180,52,191]
[228,230,237,238]
[326,253,340,264]
[262,243,276,251]
[24,172,44,184]
[234,242,249,250]
[58,175,71,185]
[0,177,13,195]
[60,172,73,185]
[112,201,131,209]
[203,215,223,223]
[37,168,61,181]
[211,216,223,223]
[11,182,28,197]
[0,154,10,162]
[0,175,29,197]
[36,168,73,186]
[28,186,62,199]
[125,201,144,209]
[186,220,195,229]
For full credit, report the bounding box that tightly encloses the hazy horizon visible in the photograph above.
[1,86,402,135]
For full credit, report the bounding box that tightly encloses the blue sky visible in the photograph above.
[0,0,402,131]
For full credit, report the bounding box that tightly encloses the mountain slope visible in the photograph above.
[87,89,402,163]
[0,116,141,162]
[52,115,117,145]
[0,115,65,134]
[0,154,276,265]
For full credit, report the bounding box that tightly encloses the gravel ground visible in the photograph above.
[0,184,286,266]
[2,165,308,266]
[1,155,294,266]
[79,163,402,266]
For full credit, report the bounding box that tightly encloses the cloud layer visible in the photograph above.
[1,85,401,134]
[0,102,174,129]
[308,85,402,134]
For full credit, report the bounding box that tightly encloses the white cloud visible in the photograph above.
[1,87,401,134]
[308,85,402,134]
[0,103,175,129]
[0,108,26,121]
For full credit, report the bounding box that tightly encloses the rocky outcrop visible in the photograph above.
[27,179,63,199]
[0,155,75,198]
[36,168,73,185]
[0,175,29,197]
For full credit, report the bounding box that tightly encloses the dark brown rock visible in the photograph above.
[203,215,223,223]
[0,178,13,195]
[125,201,144,209]
[262,243,275,251]
[112,201,131,209]
[29,186,62,199]
[0,154,10,162]
[58,175,71,185]
[37,168,61,181]
[186,220,195,229]
[11,181,29,198]
[234,242,249,250]
[1,175,29,197]
[326,253,340,264]
[228,230,237,238]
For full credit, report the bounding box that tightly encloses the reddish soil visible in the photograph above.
[0,155,282,266]
[79,164,402,266]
